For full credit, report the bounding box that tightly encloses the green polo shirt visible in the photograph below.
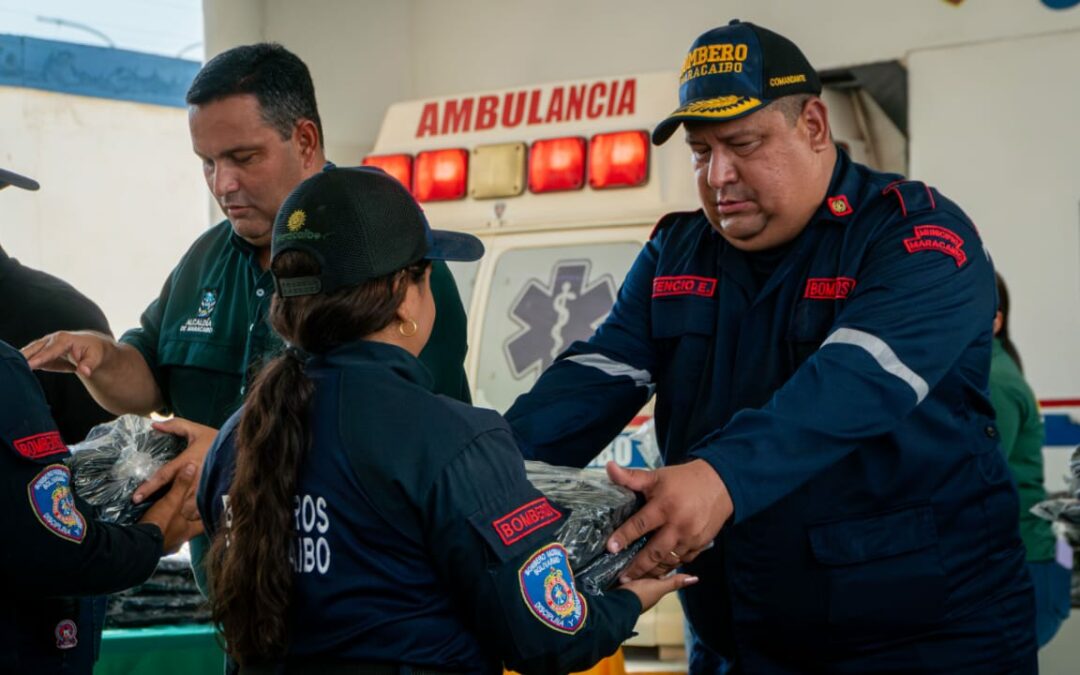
[989,338,1054,562]
[121,220,472,429]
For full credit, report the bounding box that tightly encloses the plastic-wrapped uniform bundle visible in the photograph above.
[1031,445,1080,606]
[106,551,211,628]
[524,461,646,595]
[66,415,186,526]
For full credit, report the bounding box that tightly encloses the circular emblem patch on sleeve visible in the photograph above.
[518,542,587,634]
[27,465,86,543]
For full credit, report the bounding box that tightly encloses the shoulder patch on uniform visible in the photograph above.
[12,431,68,461]
[903,225,967,267]
[27,465,86,543]
[519,543,587,634]
[55,620,78,650]
[492,497,563,546]
[882,180,938,217]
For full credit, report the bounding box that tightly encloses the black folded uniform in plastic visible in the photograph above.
[524,461,647,596]
[66,415,186,525]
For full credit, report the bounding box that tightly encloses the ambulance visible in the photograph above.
[361,71,916,468]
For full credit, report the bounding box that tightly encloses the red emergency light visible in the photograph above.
[414,148,469,201]
[361,154,413,190]
[589,131,649,189]
[528,137,586,193]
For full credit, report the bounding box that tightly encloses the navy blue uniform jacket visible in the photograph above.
[506,150,1036,672]
[0,341,163,674]
[198,341,640,674]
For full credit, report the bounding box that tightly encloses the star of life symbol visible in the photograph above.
[505,260,616,379]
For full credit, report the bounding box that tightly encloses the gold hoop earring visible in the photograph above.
[398,318,418,337]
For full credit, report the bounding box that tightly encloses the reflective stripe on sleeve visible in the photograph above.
[564,353,653,388]
[821,328,929,403]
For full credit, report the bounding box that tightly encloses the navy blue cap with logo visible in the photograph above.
[271,166,484,298]
[652,19,822,145]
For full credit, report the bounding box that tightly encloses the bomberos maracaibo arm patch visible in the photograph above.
[27,464,86,543]
[518,542,587,634]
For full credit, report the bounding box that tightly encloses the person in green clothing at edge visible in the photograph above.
[21,44,473,590]
[990,272,1071,648]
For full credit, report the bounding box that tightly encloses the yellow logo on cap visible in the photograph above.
[287,209,306,232]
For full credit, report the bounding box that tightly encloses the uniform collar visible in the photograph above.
[809,146,861,226]
[310,340,434,391]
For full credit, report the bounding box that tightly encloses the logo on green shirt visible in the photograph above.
[181,288,218,335]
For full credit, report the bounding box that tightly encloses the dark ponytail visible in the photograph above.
[995,272,1023,372]
[206,251,429,664]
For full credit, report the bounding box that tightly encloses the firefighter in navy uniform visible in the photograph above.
[0,341,199,674]
[505,21,1037,674]
[195,167,695,674]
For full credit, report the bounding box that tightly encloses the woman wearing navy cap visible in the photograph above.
[197,166,694,674]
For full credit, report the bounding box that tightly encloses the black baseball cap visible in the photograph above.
[0,168,40,191]
[271,166,484,298]
[652,19,822,145]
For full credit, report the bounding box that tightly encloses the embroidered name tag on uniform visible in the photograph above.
[12,431,67,460]
[652,275,717,298]
[903,225,967,267]
[804,277,856,300]
[519,543,587,634]
[492,497,563,546]
[27,465,86,543]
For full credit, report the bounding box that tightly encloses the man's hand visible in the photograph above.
[620,572,699,612]
[134,418,218,521]
[606,459,734,582]
[139,463,205,554]
[22,330,112,377]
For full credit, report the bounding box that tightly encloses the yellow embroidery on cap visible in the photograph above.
[287,210,306,232]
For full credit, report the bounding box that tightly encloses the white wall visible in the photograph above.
[204,0,1080,158]
[0,87,207,334]
[908,29,1080,400]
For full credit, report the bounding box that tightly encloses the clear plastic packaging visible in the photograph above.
[524,460,644,595]
[66,415,186,525]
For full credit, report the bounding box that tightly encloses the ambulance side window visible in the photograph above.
[446,260,480,315]
[473,242,640,413]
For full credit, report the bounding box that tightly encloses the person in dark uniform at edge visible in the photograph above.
[504,20,1037,674]
[0,337,201,674]
[21,44,473,572]
[0,168,114,444]
[195,166,696,674]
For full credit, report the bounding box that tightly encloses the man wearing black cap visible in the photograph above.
[22,44,473,522]
[507,20,1036,673]
[0,168,114,444]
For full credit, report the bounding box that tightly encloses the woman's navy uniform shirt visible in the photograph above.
[0,340,163,674]
[506,149,1037,672]
[198,340,640,674]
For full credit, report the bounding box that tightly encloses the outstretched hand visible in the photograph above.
[138,462,205,553]
[133,418,218,521]
[605,459,733,582]
[620,572,699,612]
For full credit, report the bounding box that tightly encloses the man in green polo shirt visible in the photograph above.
[23,44,472,515]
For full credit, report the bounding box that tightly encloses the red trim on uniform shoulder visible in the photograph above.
[804,277,857,300]
[652,275,717,298]
[882,180,908,217]
[13,431,67,460]
[492,497,563,546]
[903,225,967,267]
[826,195,853,217]
[925,184,937,210]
